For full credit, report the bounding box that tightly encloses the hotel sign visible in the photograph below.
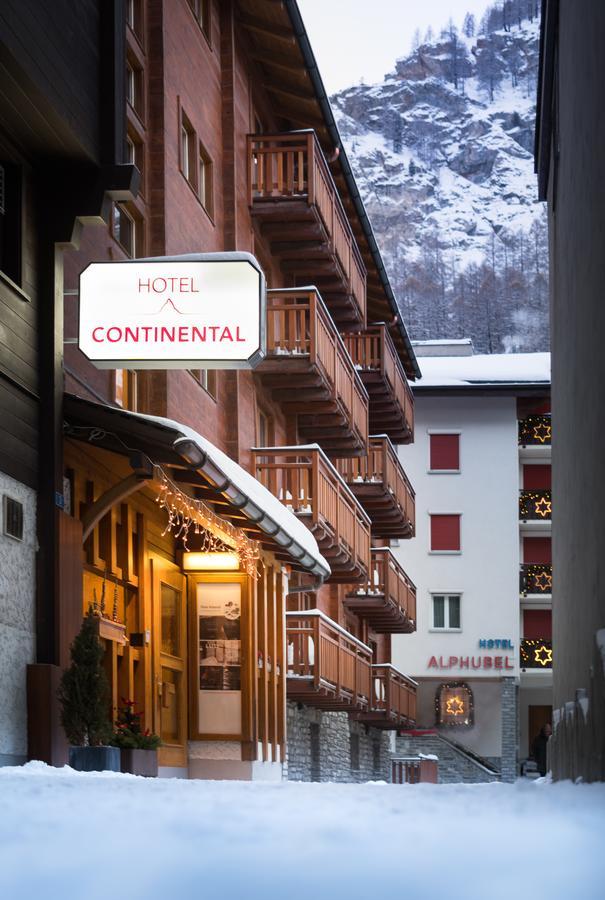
[78,252,266,369]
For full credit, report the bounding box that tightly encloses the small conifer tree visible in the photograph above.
[58,607,112,746]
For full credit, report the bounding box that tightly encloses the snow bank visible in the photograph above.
[417,351,550,386]
[0,764,603,900]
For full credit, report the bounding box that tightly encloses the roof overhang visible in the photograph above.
[413,382,551,397]
[63,393,330,581]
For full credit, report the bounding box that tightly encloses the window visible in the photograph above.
[436,683,473,727]
[3,495,24,541]
[0,162,22,286]
[126,57,144,118]
[523,464,551,490]
[112,203,137,256]
[190,369,217,399]
[113,370,137,410]
[187,0,211,41]
[523,537,551,564]
[198,141,213,216]
[432,594,461,630]
[430,514,461,552]
[257,407,274,447]
[180,112,196,188]
[523,609,552,641]
[126,133,144,182]
[126,0,143,40]
[429,433,460,471]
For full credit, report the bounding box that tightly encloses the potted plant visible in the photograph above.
[112,699,160,777]
[58,607,120,772]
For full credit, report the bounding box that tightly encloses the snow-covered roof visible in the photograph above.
[415,352,550,388]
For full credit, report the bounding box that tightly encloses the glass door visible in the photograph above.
[152,557,187,769]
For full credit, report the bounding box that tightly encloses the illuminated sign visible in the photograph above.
[78,252,266,369]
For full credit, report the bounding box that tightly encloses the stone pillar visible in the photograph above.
[500,677,518,782]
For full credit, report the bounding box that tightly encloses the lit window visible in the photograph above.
[430,514,461,552]
[429,433,460,471]
[188,0,210,40]
[113,203,136,257]
[198,142,213,216]
[114,370,137,411]
[432,594,461,630]
[436,683,473,727]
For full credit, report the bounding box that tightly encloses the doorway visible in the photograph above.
[151,556,187,769]
[528,704,552,752]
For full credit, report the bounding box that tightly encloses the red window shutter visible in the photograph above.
[430,434,460,470]
[523,609,552,640]
[523,464,552,489]
[523,537,552,564]
[430,514,461,551]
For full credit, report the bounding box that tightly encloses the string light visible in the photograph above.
[435,682,474,727]
[154,466,261,578]
[519,490,552,520]
[518,415,551,446]
[520,640,553,669]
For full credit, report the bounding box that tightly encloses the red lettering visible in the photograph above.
[428,656,438,669]
[209,325,220,340]
[220,326,233,342]
[471,657,482,669]
[178,326,188,342]
[152,278,167,293]
[236,326,245,342]
[160,327,176,342]
[459,657,469,669]
[92,327,104,342]
[106,327,122,343]
[495,656,503,669]
[505,657,514,669]
[448,656,458,668]
[483,656,493,668]
[138,278,150,292]
[124,327,139,342]
[192,326,207,341]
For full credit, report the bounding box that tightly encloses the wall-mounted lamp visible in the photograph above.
[182,551,240,572]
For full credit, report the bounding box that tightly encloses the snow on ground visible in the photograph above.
[1,763,604,900]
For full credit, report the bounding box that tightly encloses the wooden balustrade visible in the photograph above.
[345,547,416,633]
[253,446,371,581]
[335,436,415,539]
[286,610,372,710]
[354,664,417,729]
[343,325,414,443]
[261,288,368,455]
[248,131,367,327]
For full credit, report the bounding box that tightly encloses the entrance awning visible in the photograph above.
[64,393,330,581]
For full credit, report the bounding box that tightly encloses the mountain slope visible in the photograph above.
[332,10,548,353]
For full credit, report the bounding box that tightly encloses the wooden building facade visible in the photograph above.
[0,0,420,779]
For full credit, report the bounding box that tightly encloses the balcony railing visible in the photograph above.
[260,288,368,454]
[253,446,371,581]
[518,415,551,446]
[520,638,553,669]
[343,325,414,443]
[519,490,552,521]
[520,563,552,596]
[247,130,367,327]
[286,610,372,710]
[354,664,417,729]
[335,436,415,539]
[392,756,438,784]
[345,548,416,633]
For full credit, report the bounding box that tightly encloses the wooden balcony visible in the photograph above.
[248,130,367,328]
[334,436,415,539]
[259,288,368,455]
[253,446,371,582]
[286,610,372,710]
[343,325,414,443]
[353,664,417,729]
[345,548,416,633]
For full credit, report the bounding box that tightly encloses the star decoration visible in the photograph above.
[534,571,552,592]
[534,644,553,667]
[446,696,465,716]
[534,496,552,518]
[532,422,552,444]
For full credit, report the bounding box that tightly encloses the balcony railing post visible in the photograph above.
[308,290,318,368]
[313,617,320,690]
[307,132,315,205]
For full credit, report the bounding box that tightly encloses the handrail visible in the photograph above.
[248,131,367,322]
[370,663,417,721]
[363,547,417,622]
[335,436,416,527]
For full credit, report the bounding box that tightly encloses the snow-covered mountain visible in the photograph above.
[332,6,548,353]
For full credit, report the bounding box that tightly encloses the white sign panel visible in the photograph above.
[196,582,242,737]
[78,253,266,369]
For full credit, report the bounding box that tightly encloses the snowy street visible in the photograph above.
[0,764,603,900]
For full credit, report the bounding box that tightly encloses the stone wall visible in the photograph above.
[286,702,392,783]
[500,677,518,783]
[0,472,37,765]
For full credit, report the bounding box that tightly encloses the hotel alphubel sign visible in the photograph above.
[78,252,266,369]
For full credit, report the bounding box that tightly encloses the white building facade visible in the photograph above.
[392,342,551,781]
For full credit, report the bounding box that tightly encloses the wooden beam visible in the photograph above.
[262,81,316,104]
[82,473,151,543]
[236,12,296,43]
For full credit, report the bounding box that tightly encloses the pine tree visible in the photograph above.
[58,607,112,746]
[463,13,476,38]
[412,27,421,51]
[391,112,403,154]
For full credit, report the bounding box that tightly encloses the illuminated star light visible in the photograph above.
[534,644,553,667]
[534,496,552,518]
[535,571,552,591]
[532,422,552,444]
[446,696,465,716]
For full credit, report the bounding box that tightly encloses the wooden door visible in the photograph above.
[151,557,187,769]
[529,704,552,750]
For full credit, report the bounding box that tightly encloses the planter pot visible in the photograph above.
[120,748,158,777]
[69,745,121,773]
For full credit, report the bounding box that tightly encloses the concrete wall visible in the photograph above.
[415,679,503,759]
[547,0,605,780]
[0,472,36,765]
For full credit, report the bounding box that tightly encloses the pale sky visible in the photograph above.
[297,0,494,93]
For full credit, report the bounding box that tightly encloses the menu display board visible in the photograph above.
[196,582,242,736]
